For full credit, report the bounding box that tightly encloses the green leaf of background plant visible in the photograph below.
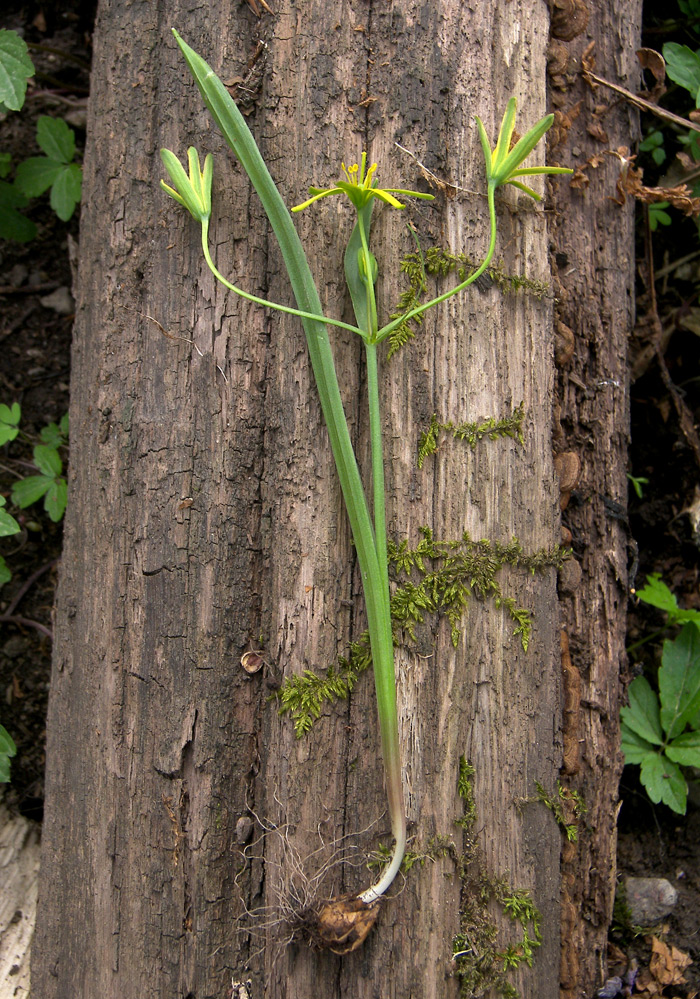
[0,556,10,587]
[0,29,34,112]
[33,444,62,478]
[11,474,52,509]
[0,152,11,179]
[666,729,700,767]
[621,721,656,765]
[659,624,700,738]
[14,156,64,198]
[36,116,75,164]
[640,751,687,814]
[0,180,36,242]
[620,676,664,745]
[0,401,20,444]
[637,574,700,627]
[44,477,67,522]
[0,497,20,537]
[663,42,700,106]
[49,162,82,221]
[40,420,67,448]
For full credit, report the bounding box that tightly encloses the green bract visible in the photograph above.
[292,151,434,212]
[160,146,212,222]
[476,97,572,200]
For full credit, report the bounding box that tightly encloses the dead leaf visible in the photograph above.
[587,120,609,143]
[637,48,667,101]
[616,162,700,215]
[648,936,691,988]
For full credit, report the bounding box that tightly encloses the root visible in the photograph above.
[234,804,386,958]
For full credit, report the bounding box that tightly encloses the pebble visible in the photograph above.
[39,286,74,315]
[623,876,678,925]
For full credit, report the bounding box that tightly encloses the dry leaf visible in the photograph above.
[637,47,667,101]
[649,935,691,988]
[616,163,700,215]
[587,120,609,143]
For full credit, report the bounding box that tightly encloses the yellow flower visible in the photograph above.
[292,151,434,212]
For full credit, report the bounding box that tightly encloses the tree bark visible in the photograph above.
[547,2,641,995]
[34,2,575,997]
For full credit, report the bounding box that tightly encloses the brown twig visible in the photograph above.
[584,70,700,135]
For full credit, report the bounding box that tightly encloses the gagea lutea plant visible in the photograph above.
[160,29,571,952]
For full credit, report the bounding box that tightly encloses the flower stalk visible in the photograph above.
[160,29,571,934]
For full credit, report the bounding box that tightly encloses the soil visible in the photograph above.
[1,2,699,997]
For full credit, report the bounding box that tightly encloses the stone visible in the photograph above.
[623,876,678,925]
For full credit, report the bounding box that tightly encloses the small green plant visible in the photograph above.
[627,472,650,498]
[453,758,542,998]
[13,116,82,222]
[161,29,570,936]
[0,29,82,239]
[534,780,586,843]
[622,577,700,814]
[0,405,68,585]
[0,724,17,783]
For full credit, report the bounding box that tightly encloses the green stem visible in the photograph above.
[374,181,498,345]
[200,222,365,340]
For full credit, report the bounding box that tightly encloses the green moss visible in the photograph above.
[534,781,586,843]
[367,833,455,875]
[417,404,525,469]
[454,760,542,999]
[276,531,569,736]
[388,247,550,358]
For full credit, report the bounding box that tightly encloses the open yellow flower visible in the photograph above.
[292,151,434,212]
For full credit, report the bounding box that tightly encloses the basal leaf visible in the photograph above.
[15,156,63,198]
[621,721,655,765]
[659,624,700,738]
[620,676,664,745]
[36,116,75,164]
[640,752,687,814]
[0,29,34,112]
[666,729,700,768]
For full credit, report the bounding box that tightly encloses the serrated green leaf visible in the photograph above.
[640,752,687,814]
[14,156,63,198]
[36,116,75,164]
[11,473,52,508]
[0,556,11,587]
[666,729,700,767]
[59,413,69,435]
[39,422,65,447]
[44,477,67,522]
[33,444,62,478]
[663,43,700,104]
[0,401,20,444]
[620,676,664,745]
[0,497,20,537]
[659,624,700,738]
[0,29,34,112]
[49,162,81,221]
[621,721,656,765]
[637,574,678,613]
[0,724,16,758]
